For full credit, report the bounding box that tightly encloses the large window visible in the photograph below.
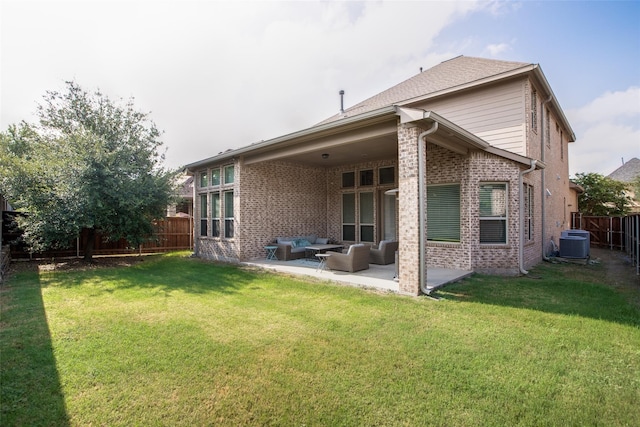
[340,166,396,243]
[224,190,234,238]
[480,183,508,244]
[200,194,208,237]
[427,184,460,242]
[199,164,234,240]
[342,193,356,241]
[359,192,374,242]
[211,192,220,237]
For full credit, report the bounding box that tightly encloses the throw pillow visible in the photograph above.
[292,238,311,248]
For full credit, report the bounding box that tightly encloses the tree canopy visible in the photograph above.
[0,81,178,260]
[573,172,631,216]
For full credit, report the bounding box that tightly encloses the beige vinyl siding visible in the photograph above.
[421,80,526,155]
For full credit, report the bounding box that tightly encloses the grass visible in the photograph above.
[1,252,639,426]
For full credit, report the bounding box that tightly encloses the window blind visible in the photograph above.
[427,184,460,242]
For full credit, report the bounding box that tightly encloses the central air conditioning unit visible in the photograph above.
[560,230,590,258]
[560,230,591,258]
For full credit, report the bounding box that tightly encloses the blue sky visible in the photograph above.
[1,0,638,176]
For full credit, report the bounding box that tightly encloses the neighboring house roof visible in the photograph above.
[178,175,194,199]
[607,157,640,183]
[570,181,585,194]
[318,56,575,141]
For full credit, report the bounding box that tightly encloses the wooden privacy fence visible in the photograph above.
[571,213,624,250]
[2,212,193,260]
[572,212,640,275]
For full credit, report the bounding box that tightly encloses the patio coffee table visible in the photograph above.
[304,244,344,259]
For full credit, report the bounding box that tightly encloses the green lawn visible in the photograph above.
[1,252,639,426]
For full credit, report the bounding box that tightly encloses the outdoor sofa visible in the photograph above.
[273,235,328,261]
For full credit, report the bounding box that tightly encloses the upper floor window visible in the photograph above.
[223,165,234,184]
[199,172,208,188]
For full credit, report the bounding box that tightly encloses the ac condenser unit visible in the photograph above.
[559,236,589,259]
[561,229,591,257]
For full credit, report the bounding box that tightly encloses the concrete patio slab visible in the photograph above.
[244,257,473,295]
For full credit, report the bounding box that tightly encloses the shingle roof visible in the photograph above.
[608,157,640,183]
[318,56,532,125]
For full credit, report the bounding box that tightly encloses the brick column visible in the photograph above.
[397,123,426,295]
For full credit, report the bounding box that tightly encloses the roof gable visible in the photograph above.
[318,56,531,125]
[608,158,640,183]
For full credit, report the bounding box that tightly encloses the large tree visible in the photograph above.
[573,172,631,216]
[0,81,178,261]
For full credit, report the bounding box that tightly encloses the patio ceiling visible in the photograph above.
[242,116,399,167]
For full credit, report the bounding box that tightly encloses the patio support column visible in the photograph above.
[397,123,427,295]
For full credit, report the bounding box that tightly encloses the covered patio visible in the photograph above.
[244,257,473,295]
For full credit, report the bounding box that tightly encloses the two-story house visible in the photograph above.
[185,56,576,295]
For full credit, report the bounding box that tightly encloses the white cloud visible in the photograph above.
[1,0,491,169]
[485,42,511,56]
[567,87,640,176]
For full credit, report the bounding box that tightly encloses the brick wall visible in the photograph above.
[398,124,424,295]
[425,143,471,270]
[237,159,327,260]
[524,78,574,258]
[195,159,327,262]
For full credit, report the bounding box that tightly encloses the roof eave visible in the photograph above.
[398,107,543,169]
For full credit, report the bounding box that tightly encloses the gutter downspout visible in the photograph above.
[540,95,553,261]
[519,160,537,274]
[418,122,439,295]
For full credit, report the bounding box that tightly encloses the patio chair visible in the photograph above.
[369,240,399,265]
[326,244,370,273]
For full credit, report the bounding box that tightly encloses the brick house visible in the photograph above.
[185,56,576,295]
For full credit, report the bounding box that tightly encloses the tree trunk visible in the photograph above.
[84,228,96,262]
